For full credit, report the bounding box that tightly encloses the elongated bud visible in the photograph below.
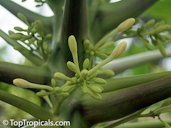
[84,40,93,50]
[143,19,155,28]
[61,85,74,92]
[51,78,56,86]
[13,78,30,88]
[36,90,49,96]
[161,35,171,40]
[88,42,126,75]
[54,72,73,81]
[117,18,135,32]
[92,77,107,84]
[140,38,153,50]
[157,40,167,57]
[9,32,22,40]
[111,42,127,58]
[68,35,80,73]
[81,84,102,99]
[14,26,25,31]
[17,13,29,26]
[13,78,53,91]
[154,25,171,33]
[68,35,77,54]
[89,85,104,93]
[98,69,115,76]
[81,69,89,78]
[67,61,78,73]
[83,58,90,69]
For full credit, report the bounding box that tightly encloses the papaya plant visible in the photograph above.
[1,0,171,128]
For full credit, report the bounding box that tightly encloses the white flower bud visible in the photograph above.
[111,42,127,58]
[117,18,135,32]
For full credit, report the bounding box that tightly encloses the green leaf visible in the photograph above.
[0,90,52,120]
[145,0,171,24]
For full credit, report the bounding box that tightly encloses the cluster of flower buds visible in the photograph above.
[12,17,131,100]
[137,19,171,56]
[84,18,135,59]
[9,13,52,60]
[13,33,127,100]
[52,35,127,99]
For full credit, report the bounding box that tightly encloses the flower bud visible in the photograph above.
[17,13,29,26]
[36,90,49,96]
[29,37,36,44]
[13,78,53,91]
[84,40,93,50]
[155,25,171,33]
[83,58,90,69]
[54,72,73,81]
[13,78,30,88]
[68,35,77,54]
[140,38,153,50]
[81,69,89,78]
[14,26,25,31]
[81,84,102,99]
[67,61,78,73]
[98,69,115,76]
[45,34,52,40]
[68,35,80,72]
[157,40,167,57]
[51,78,56,86]
[117,18,135,32]
[111,42,127,58]
[61,85,74,92]
[89,85,104,93]
[143,19,155,28]
[93,77,106,84]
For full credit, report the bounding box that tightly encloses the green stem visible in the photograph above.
[116,120,171,128]
[103,48,171,74]
[60,0,88,66]
[0,29,43,65]
[0,0,52,25]
[89,57,112,75]
[0,90,53,120]
[82,76,171,124]
[47,0,64,50]
[103,109,145,128]
[153,104,171,115]
[46,0,64,72]
[0,61,50,84]
[95,29,118,49]
[47,0,64,14]
[103,71,171,92]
